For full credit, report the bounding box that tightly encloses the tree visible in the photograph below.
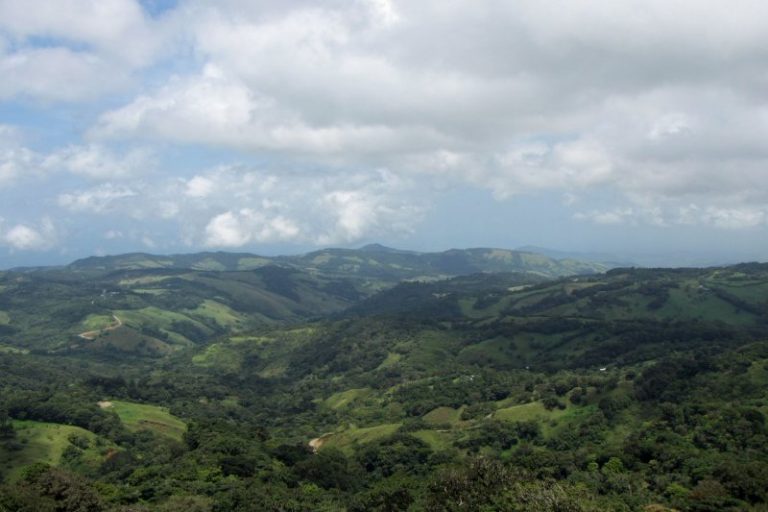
[0,408,15,440]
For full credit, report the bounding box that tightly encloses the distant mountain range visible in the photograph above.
[0,245,607,355]
[66,245,609,280]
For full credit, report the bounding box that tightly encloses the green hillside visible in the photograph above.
[0,265,364,354]
[0,246,605,356]
[1,258,768,510]
[65,245,608,280]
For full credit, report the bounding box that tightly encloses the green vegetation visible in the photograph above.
[0,421,107,481]
[321,424,402,453]
[423,406,463,425]
[192,343,242,372]
[1,253,768,510]
[104,400,187,442]
[324,388,373,410]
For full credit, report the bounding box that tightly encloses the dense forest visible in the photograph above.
[1,251,768,511]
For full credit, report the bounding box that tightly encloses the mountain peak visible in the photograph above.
[359,243,403,253]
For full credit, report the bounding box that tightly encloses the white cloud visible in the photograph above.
[80,0,768,230]
[141,235,156,248]
[5,0,768,260]
[43,145,152,180]
[185,176,215,198]
[54,165,424,248]
[93,65,448,156]
[204,209,300,247]
[0,47,130,101]
[575,209,636,226]
[701,207,767,229]
[577,203,768,230]
[2,217,57,250]
[0,126,152,190]
[0,124,37,187]
[58,184,137,213]
[0,0,169,101]
[0,145,35,187]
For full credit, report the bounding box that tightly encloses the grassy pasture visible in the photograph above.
[494,401,563,423]
[458,337,519,367]
[376,352,402,370]
[423,406,464,425]
[118,275,174,286]
[89,326,173,356]
[0,345,29,354]
[412,430,453,451]
[320,423,401,453]
[105,400,187,442]
[0,421,106,481]
[116,307,212,345]
[186,299,244,328]
[192,343,242,372]
[237,257,273,269]
[190,258,227,271]
[80,314,115,332]
[324,388,372,410]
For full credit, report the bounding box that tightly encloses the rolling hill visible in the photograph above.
[65,245,608,281]
[2,255,768,510]
[0,246,606,355]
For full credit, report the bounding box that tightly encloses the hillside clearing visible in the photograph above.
[101,400,187,442]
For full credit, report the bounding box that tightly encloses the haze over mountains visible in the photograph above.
[65,245,608,277]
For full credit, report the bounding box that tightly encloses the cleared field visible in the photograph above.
[376,352,402,369]
[105,400,187,442]
[423,406,464,425]
[494,400,593,437]
[229,335,275,345]
[88,325,172,355]
[458,337,519,367]
[118,275,174,286]
[320,423,401,453]
[494,401,564,422]
[116,307,212,345]
[190,258,227,271]
[0,420,106,481]
[237,257,273,269]
[192,343,242,372]
[80,314,118,333]
[186,299,244,328]
[324,388,372,410]
[412,429,453,451]
[0,345,29,354]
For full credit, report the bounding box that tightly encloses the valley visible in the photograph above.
[0,247,767,511]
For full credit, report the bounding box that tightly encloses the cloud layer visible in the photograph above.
[2,0,768,258]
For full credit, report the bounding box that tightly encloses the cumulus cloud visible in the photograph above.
[57,184,138,213]
[1,217,57,250]
[0,0,168,101]
[204,210,300,247]
[0,127,152,189]
[185,176,215,198]
[43,145,152,180]
[53,166,424,248]
[81,0,768,230]
[5,0,768,259]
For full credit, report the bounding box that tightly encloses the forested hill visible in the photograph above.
[2,260,768,510]
[65,245,608,280]
[0,245,604,355]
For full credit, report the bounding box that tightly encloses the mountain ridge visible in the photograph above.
[64,245,609,279]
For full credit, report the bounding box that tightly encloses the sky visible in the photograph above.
[2,0,768,268]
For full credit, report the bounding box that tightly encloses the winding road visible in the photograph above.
[78,315,122,340]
